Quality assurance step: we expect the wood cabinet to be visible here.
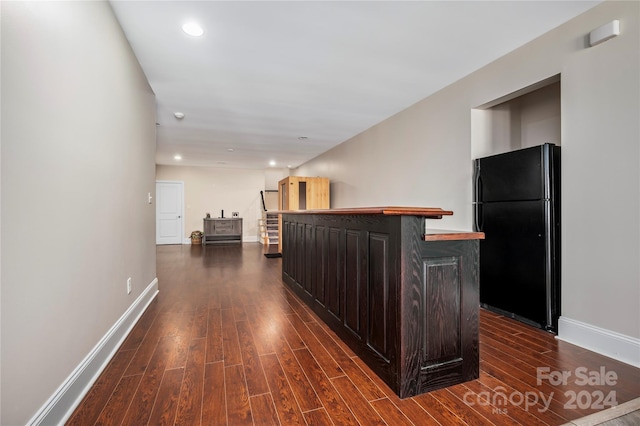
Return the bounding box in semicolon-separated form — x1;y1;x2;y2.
202;218;242;244
281;208;482;398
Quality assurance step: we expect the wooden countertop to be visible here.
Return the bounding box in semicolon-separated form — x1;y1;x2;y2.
277;206;453;219
424;229;485;241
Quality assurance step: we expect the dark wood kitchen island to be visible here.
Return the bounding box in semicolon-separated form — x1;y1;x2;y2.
281;207;484;398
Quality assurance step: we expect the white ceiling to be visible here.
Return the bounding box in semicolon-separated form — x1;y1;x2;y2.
109;0;601;170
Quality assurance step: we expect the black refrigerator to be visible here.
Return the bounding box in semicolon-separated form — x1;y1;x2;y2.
473;143;560;333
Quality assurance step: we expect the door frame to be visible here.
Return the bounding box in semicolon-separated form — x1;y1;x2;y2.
155;180;185;245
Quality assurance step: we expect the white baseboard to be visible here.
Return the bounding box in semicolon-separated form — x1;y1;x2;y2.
27;278;159;426
557;316;640;368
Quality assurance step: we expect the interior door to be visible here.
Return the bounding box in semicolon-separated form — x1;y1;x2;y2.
156;181;184;245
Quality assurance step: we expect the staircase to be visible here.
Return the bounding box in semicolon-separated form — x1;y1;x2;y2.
260;212;279;246
259;190;280;246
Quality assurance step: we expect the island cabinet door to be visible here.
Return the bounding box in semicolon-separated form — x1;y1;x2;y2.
312;225;328;307
282;215;315;301
296;221;314;297
310;224;342;316
412;239;480;394
282;219;297;290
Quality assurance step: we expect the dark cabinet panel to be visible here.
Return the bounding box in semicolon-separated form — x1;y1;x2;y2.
423;256;461;366
327;228;341;319
418;241;479;394
344;230;362;338
368;233;390;361
295;223;305;292
283;221;295;280
304;224;314;296
314;226;327;306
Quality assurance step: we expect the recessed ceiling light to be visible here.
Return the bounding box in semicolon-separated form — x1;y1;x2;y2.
182;22;204;37
298;136;308;140
227;148;234;152
174;154;182;160
174;112;185;119
269;160;276;167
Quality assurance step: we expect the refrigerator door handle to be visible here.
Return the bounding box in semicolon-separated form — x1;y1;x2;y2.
474;167;483;231
544;200;554;329
474;202;483;232
474;162;482;201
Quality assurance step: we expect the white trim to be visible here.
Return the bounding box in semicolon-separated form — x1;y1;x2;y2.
557;316;640;368
27;278;160;426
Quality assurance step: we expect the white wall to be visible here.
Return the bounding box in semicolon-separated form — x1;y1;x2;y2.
156;165;266;242
519;82;561;148
265;168;289;191
297;1;639;342
263;168;288;210
560;3;639;344
1;2;157;424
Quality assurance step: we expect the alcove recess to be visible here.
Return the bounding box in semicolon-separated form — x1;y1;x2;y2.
472;75;561;160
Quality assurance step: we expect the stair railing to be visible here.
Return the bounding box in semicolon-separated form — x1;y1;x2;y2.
260;190;267;212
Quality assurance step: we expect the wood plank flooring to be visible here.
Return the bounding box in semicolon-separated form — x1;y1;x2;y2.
67;243;640;425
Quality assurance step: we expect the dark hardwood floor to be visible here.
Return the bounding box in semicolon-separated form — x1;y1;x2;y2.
67;243;640;425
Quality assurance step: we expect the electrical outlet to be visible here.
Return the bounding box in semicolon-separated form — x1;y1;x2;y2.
127;277;132;294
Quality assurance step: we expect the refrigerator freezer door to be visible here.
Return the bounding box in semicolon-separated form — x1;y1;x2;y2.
476;145;548;202
479;199;550;328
